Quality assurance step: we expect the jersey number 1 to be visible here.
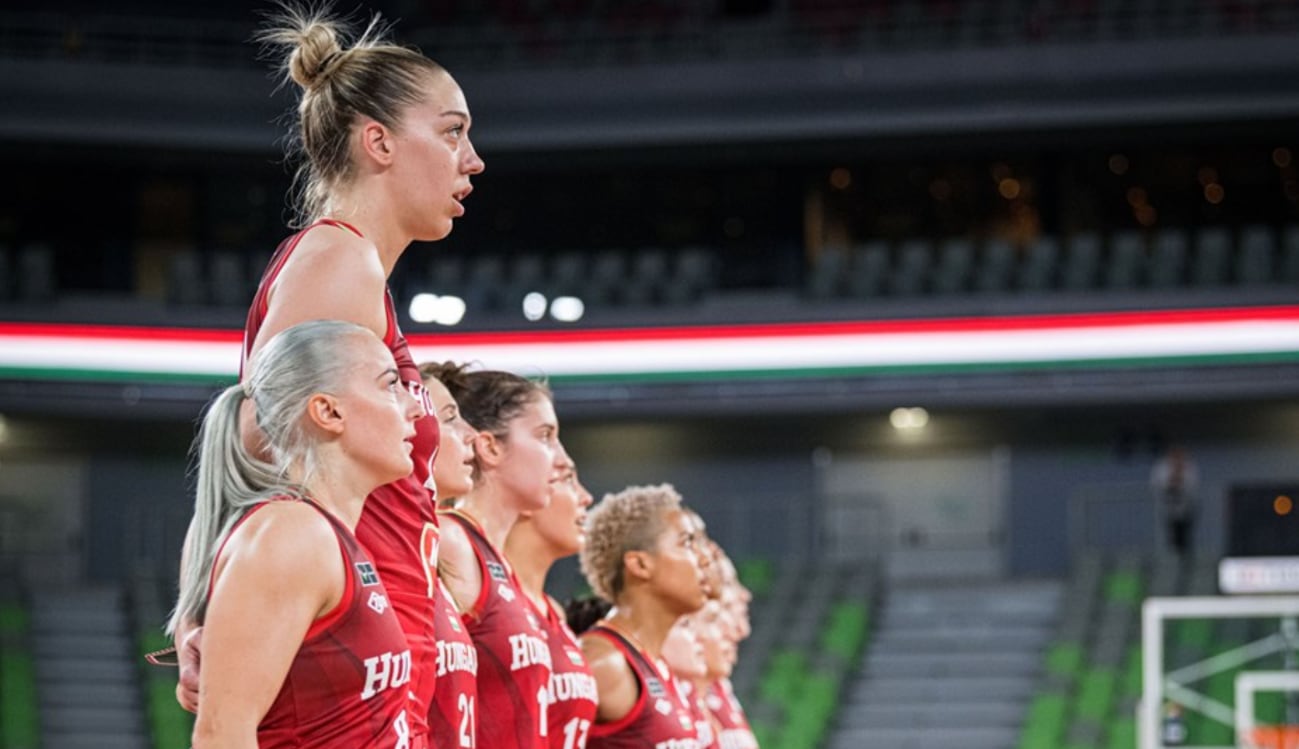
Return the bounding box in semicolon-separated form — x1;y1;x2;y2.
562;717;591;749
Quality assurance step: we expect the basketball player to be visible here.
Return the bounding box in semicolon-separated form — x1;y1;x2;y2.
578;484;709;748
419;363;481;748
173;7;484;744
170;321;421;748
661;614;720;749
697;601;758;749
504;463;600;749
437;369;567;749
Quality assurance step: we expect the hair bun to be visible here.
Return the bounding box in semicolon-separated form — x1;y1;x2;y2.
287;21;344;90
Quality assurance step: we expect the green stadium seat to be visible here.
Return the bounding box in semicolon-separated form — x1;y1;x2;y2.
1103;571;1143;606
1018;692;1069;749
738;558;774;599
1077;668;1117;721
0;601;40;749
1046;641;1085;679
1106;716;1137;749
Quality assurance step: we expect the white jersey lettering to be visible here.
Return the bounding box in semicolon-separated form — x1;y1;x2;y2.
508;633;553;671
548;671;599;703
436;640;479;677
361;649;413;700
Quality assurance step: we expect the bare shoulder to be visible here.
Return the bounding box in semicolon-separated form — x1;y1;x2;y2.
284;224;385;284
580;630;639;722
257;223;389;346
223;501;337;573
211;501;341;615
436;515;482;613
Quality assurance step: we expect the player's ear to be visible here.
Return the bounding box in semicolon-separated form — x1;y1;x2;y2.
306;392;345;435
474;431;504;467
624;550;653;583
357;118;396;167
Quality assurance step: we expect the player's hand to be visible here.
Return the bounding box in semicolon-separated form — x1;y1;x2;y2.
176;626;203;713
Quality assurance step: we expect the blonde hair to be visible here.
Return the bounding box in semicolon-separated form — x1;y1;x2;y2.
258;5;446;226
167;320;376;635
579;484;682;602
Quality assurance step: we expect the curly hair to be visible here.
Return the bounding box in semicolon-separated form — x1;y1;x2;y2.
579;484;682;602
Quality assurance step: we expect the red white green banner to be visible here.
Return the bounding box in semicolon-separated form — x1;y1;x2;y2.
2;306;1298;384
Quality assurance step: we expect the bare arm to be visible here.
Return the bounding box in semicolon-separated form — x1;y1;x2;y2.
580;634;639;724
436;518;484;617
173;520;201;712
191;503;341;749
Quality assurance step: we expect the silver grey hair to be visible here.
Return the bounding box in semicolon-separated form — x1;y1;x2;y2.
167;319;377;635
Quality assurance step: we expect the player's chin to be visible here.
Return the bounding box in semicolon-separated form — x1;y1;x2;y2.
382;457;416;485
415;218;454;243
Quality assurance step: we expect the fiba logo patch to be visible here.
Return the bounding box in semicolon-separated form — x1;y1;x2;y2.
355;561;380;586
486;561;509;582
368;591;389;614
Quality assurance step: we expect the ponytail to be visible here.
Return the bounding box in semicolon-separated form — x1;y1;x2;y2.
168;386;288;635
167;319;373;635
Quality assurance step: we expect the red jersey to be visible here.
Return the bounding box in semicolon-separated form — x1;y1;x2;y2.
242;219;442;741
674;679;718;749
542;599;599;749
443;511;554;749
213;498;412;749
706;680;759;749
428;580;479;748
584;626;700;749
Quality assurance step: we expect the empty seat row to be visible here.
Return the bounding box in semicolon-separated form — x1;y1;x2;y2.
807;225;1299;300
419;246;719;312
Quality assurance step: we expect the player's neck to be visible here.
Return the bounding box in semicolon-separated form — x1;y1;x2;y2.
456;490;519;552
504;528;557;605
300;477;366;531
509;552;550;610
606;599;677;660
320;191;408;278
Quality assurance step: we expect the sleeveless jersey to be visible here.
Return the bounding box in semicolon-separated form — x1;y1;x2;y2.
427;579;479;748
242;219;442;741
541;599;599;749
212;498;412;749
674;679;718;749
443;511;554;749
706;680;759;749
584;626;701;749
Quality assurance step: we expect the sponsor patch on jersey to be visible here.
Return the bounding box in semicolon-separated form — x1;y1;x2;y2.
368;591;389;615
565;647;584;666
486;560;509;582
655;698;673;716
355;561;380;586
497;584;516;602
646;676;667;698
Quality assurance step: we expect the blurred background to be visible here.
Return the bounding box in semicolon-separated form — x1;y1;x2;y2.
1;1;1299;748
